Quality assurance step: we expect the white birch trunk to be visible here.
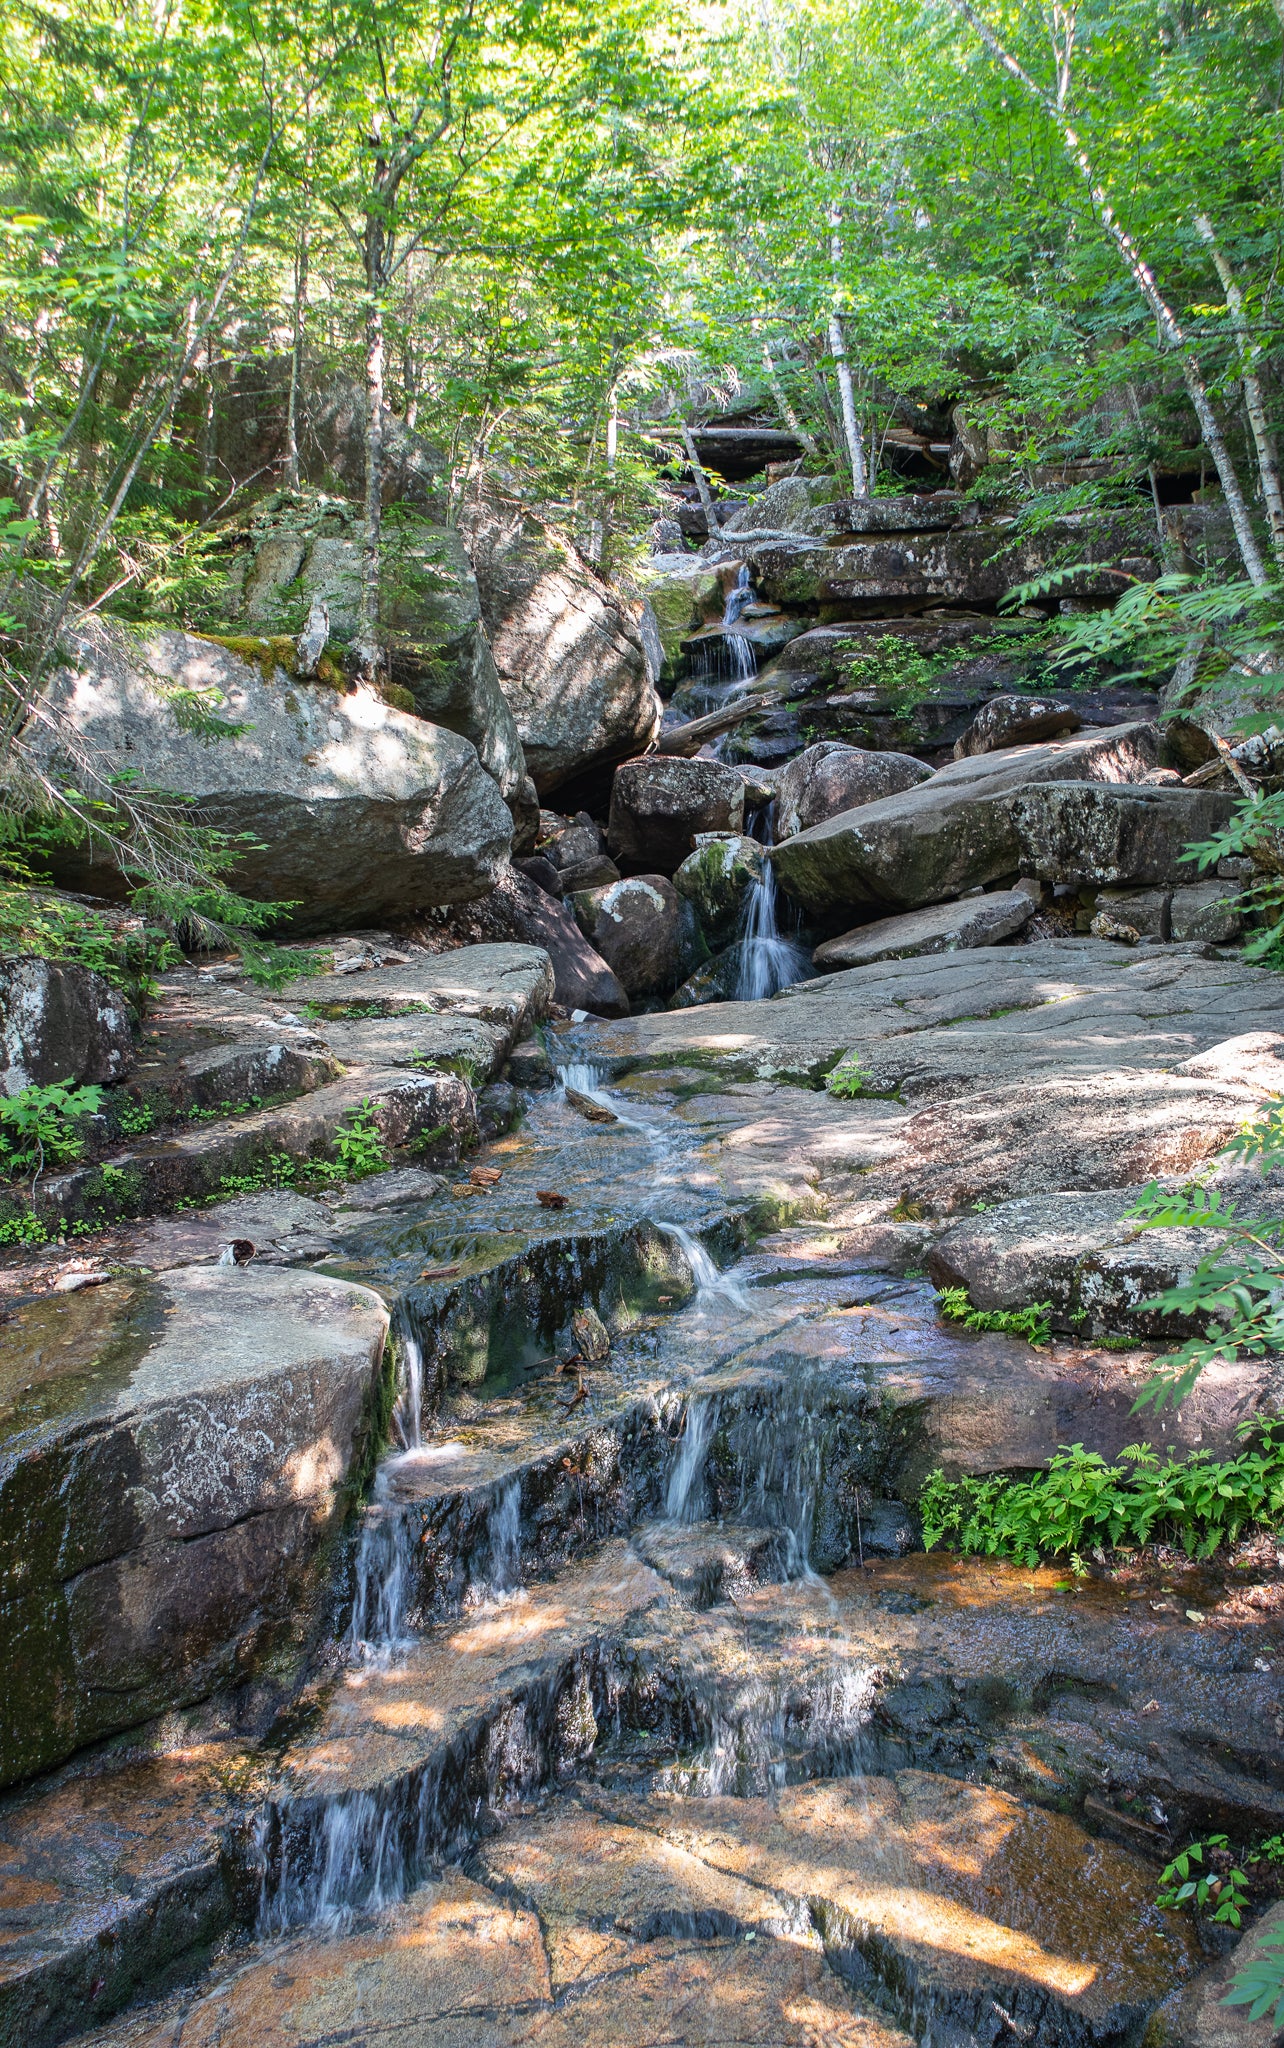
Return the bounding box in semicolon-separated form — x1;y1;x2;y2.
1194;215;1284;576
952;0;1268;586
680;423;721;534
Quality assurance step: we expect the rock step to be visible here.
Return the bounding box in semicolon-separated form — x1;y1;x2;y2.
539;1774;1202;2047
19;1067;476;1233
260;1539;673;1924
76;1864;914;2047
10;1533;1283;2045
0;1265;390;1792
0;1739;259;2048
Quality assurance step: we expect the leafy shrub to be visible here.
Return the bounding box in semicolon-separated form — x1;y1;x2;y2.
1126;1098;1284;1412
919;1423;1284;1567
0;1082;105;1182
936;1285;1052;1345
1158;1836;1249;1927
333;1101;389;1180
1225;1929;1284;2030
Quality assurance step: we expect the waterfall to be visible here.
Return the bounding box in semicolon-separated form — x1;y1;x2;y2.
721;564;758;687
733;809;811;1002
665;1397;714;1522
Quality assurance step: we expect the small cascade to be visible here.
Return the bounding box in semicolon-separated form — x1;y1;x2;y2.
487;1478;522;1597
733;808;811;1002
654;1219;750;1313
720;563;758;687
344;1307;426;1664
664;1397;715;1522
685;565;760;698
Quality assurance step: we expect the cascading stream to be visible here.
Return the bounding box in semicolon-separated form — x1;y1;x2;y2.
733;806;812;1002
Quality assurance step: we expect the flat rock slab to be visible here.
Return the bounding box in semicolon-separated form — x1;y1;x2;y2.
279;941;554;1035
81;1866;907;2048
813;888;1035;969
0;1265;388;1787
596;1772;1200;2041
584;940;1284;1210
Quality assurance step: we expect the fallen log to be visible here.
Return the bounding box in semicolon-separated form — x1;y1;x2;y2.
650;688;782;757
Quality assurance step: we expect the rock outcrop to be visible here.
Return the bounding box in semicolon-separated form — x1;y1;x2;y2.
217;490;526;801
462;504;661;792
771;723;1161;914
0;1265;389;1787
1009;781;1236;889
25;611;513;930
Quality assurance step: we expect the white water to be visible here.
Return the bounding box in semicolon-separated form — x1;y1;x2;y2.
733;809;811;1002
721;563;758;686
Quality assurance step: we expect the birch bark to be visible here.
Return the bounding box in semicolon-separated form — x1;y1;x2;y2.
952;0;1268;585
1194;215;1284;576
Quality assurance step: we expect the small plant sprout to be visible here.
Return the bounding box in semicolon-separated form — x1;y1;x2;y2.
826;1053;874;1098
1157;1836;1249;1928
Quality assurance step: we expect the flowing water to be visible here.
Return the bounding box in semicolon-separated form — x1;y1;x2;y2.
733;807;812;1001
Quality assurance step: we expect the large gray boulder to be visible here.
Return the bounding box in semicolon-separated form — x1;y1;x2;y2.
608;756;746;872
218;491;526;801
774;742;931;840
0;1264;388;1786
572;875;705;999
501;878;629;1017
25;611;513;931
771;724;1161;915
0;956;133;1096
1010;783;1238;890
462;505;661;793
953;693;1081;758
813;890;1036;971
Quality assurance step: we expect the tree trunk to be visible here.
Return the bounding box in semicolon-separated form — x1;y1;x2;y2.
680;422;721;534
284;219;308;490
759;335;821;459
826;213;867;495
828;317;867;496
952;0;1268;586
355;186;388;681
357;276;385;678
1194;214;1284;576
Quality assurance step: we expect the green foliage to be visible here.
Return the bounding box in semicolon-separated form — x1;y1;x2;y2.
1126;1097;1284;1411
0;866;179;1008
114;1098;154;1136
1158;1837;1249;1928
826;1054;873;1098
236;941;327;991
0;1206;50;1245
1224;1933;1284;2030
1034;573;1284;688
0;1080;104;1180
919;1424;1284;1568
333;1100;389;1181
936;1286;1052;1346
